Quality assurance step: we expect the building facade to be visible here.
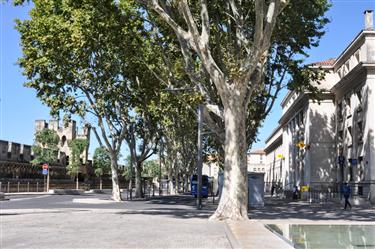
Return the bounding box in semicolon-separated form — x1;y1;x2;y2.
265;10;375;203
264;127;283;190
247;149;266;173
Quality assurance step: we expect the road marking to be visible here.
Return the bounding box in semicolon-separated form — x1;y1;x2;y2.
9;195;51;202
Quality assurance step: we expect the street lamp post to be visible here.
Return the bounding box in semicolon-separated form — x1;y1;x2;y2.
159;147;162;196
196;104;203;210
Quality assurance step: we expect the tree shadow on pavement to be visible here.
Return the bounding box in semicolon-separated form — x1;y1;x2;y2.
116;208;213;219
249;197;375;222
118;194;218;219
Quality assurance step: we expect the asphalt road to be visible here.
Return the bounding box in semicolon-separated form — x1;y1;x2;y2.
1;194;231;248
1;193;216;214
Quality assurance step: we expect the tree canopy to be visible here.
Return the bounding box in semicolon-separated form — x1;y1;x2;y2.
31;128;60;166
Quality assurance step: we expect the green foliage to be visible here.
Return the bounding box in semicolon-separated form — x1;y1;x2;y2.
16;0;140;118
93;147;111;177
142;160;161;178
31;129;59;166
143;0;331;152
67;138;88;176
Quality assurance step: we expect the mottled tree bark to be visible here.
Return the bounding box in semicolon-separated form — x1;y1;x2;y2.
110;156;122;202
210;96;248;220
135;162;143;198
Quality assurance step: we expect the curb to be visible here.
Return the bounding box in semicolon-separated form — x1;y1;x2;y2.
4;192;54;196
224;221;243;249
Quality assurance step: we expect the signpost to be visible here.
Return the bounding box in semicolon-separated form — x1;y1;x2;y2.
42;163;50;192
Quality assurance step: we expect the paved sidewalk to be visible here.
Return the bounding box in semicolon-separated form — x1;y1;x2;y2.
226;221;293;249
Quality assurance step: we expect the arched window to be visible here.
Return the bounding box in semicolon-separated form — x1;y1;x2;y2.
61;136;66;147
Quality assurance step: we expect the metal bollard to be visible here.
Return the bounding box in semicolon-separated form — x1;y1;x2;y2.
36;182;39;192
7;182;10;193
27;182;30;192
0;182;2;192
17;182;20;192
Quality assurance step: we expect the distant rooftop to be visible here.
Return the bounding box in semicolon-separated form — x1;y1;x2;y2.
249;149;265;155
311;58;336;67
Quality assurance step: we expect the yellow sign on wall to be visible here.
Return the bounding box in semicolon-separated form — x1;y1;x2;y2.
277;154;284;159
300;186;309;192
296;141;306;149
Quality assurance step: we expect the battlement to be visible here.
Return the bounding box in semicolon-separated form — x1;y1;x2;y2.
34;119;90;164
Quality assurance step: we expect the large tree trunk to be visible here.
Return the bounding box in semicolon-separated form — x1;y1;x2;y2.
184;174;189;193
135;162;143;198
174;169;179;194
168;164;176;195
110;156;122;202
210;98;248;221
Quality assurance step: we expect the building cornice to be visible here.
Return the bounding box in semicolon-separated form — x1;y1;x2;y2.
265;125;283;144
264;133;282;154
280;90;294;107
333;30;375;69
278;93;309;126
331;62;374;94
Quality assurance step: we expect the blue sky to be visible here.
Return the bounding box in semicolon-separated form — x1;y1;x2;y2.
1;0;375;159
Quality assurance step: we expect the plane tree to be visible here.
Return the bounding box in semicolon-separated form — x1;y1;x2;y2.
31;128;60;166
137;0;330;220
67;138;89;189
16;0;150;201
92;146;111;190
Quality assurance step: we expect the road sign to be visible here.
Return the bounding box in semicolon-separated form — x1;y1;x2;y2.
42;169;48;175
42;164;49;170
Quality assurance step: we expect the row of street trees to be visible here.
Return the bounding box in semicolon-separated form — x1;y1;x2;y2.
14;0;330;220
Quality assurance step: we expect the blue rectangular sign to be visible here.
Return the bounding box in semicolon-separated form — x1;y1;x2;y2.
42;169;48;175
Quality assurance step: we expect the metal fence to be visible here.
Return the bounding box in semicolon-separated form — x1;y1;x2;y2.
265;181;374;203
0;181;45;193
296;182;374;203
0;180;158;197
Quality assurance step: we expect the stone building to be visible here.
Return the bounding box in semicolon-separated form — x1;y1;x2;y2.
35;119;91;166
247;149;266;173
0;139;69;184
264;127;283;190
265;10;375;203
0;119;92;190
330;10;375;202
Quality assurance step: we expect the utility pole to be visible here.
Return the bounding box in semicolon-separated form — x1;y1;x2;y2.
197;104;203;210
159;145;162;196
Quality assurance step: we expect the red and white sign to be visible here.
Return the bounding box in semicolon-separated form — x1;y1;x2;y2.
42;163;49;170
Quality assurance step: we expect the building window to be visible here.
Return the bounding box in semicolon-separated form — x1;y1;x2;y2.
345;96;352;118
345;61;350;73
61;136;66;147
354;50;360;63
338;102;343;121
358;121;363;143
